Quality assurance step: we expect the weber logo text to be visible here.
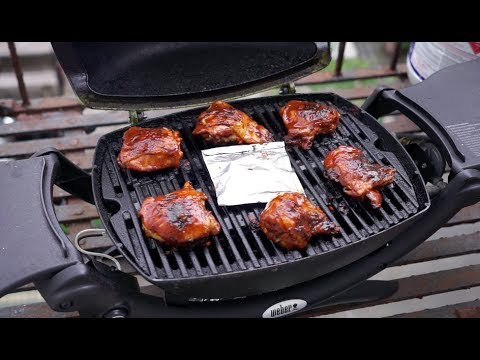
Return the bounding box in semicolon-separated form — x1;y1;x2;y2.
262;299;307;318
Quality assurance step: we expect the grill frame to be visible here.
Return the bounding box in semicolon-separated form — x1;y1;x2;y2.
92;93;430;299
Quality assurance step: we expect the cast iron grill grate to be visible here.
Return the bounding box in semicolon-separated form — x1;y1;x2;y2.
99;94;424;281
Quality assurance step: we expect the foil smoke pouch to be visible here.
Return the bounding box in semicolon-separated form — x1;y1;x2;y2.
201;142;305;206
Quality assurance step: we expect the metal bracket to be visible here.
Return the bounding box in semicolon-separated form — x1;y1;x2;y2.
129;110;147;125
280;82;296;95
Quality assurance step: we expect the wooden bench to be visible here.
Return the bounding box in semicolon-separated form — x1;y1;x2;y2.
1;85;480;318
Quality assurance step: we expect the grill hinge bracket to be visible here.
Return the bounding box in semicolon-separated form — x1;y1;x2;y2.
280;82;296;95
129;110;147;125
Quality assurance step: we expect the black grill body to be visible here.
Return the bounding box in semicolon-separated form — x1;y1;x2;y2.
92;93;429;299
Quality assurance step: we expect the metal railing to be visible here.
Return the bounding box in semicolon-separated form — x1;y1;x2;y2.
3;42;407;115
7;42;30;107
298;42;407;85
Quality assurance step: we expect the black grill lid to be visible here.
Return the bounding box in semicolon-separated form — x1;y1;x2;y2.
51;42;330;110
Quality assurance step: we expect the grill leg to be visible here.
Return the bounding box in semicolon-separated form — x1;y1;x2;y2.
309;279;399;310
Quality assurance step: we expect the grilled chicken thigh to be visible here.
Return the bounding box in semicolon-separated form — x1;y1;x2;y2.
193;100;274;145
259;192;339;250
139;182;221;247
324;145;396;208
117;126;183;172
279;100;340;150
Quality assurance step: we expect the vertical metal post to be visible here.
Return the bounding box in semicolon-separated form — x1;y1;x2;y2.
389;42;402;71
55;60;66;96
129;110;139;125
129;110;146;125
7;42;30;107
334;42;346;77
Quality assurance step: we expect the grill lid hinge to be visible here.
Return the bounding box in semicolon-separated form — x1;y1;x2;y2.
129;110;147;125
280;82;296;95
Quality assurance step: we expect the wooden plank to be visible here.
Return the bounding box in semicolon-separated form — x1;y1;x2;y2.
55;203;98;222
0;97;83;116
65;151;94;170
393;232;480;266
388;300;480;318
0;133;102;158
66;174;94;234
455;305;480;318
0;302;77;318
63;128;98;239
0;111;128;137
296;64;407;85
325;82;408;101
447;203;480;226
68;221;94;237
303;264;480;317
381;114;420;134
55;129;96;225
53;186;72;200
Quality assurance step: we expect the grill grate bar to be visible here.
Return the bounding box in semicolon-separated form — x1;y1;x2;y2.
161;180;192;277
172;251;190;277
227;210;261;267
295;147;373;236
177;144;233;273
340;112;420;209
307;144;385;232
341;111;416;192
268;101;419;229
107;149;157;277
273;101;412;221
315;99;417;217
323;126;402;225
316;139;399;225
154;246;175;278
180;130;247;270
346;144;409;218
255;106;360;243
188;252;204;275
252;207;288;262
202;247;218;274
239;208;275;265
336;132;411;218
132;179;175;278
176;160;220;275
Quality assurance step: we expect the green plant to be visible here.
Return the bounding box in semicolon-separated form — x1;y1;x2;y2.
60;223;70;235
91;218;103;228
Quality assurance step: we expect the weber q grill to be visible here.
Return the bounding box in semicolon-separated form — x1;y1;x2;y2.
1;42;480;318
95;94;428;298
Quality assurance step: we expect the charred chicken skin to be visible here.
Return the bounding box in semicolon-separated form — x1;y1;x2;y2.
259;192;339;250
139;182;221;247
324;145;396;209
117;126;183;172
193;100;274;145
279;100;340;150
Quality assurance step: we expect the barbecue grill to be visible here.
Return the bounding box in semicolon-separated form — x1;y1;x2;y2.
1;42;480;318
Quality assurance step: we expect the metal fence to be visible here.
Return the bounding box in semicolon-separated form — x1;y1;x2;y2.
3;42;407;115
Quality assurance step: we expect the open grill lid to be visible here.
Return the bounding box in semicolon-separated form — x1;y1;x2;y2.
51;42;330;111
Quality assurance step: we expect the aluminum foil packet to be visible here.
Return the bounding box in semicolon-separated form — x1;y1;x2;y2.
201;142;305;206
